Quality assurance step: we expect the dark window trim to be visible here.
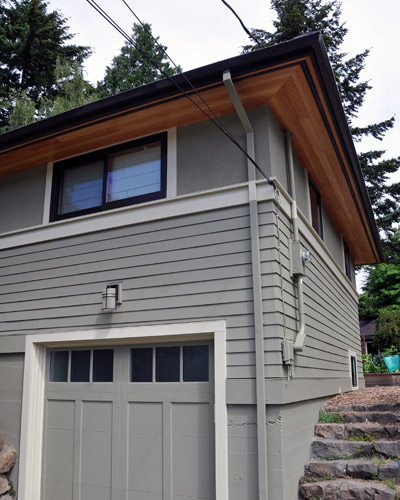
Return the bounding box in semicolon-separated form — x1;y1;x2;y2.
350;354;357;387
344;240;352;281
50;132;167;222
309;176;324;240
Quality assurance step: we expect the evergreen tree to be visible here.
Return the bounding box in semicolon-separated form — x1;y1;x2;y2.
242;0;400;248
0;0;91;128
97;23;180;98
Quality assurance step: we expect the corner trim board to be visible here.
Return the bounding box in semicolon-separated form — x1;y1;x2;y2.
18;320;228;500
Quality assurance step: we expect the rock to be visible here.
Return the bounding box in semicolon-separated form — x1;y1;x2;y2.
0;433;3;451
0;474;10;496
346;459;377;479
0;442;16;474
337;480;396;500
311;439;373;459
0;496;16;500
378;462;400;480
374;440;400;457
305;459;346;479
315;423;345;440
300;479;333;499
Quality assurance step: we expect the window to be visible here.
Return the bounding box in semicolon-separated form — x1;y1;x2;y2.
49;349;114;382
130;345;209;383
350;354;357;387
344;240;352;281
50;133;167;221
309;177;323;239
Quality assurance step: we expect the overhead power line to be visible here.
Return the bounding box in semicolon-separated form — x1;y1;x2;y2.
85;0;274;187
220;0;263;48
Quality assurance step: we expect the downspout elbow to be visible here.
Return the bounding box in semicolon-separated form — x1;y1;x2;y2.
293;275;306;352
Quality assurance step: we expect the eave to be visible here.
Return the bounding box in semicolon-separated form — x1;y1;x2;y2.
0;33;382;265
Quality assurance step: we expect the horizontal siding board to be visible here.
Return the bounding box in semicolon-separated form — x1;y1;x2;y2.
0;240;252;285
0;264;253;299
0;227;251;277
0;205;250;260
0;252;252;294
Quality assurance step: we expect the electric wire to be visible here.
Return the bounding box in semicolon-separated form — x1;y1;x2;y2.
85;0;275;187
220;0;263;49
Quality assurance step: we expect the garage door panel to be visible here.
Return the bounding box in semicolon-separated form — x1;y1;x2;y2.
45;428;74;481
81;402;113;489
128;402;163;496
46;399;75;430
172;403;214;500
80;483;111;500
172;402;212;437
172;435;212;498
43;478;73;500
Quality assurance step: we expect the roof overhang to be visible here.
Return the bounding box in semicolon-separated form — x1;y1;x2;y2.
0;33;382;265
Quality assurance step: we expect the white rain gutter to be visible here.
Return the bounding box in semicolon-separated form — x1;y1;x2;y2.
223;70;269;500
285;132;307;352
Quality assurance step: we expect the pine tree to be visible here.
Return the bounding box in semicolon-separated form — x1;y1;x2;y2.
242;0;400;248
0;0;91;129
97;23;180;98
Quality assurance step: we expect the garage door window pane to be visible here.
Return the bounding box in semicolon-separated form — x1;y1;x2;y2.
131;348;153;382
71;350;90;382
93;349;114;382
183;345;209;382
156;347;180;382
49;351;69;382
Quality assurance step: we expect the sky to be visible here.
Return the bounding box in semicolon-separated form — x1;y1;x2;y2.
45;0;399;171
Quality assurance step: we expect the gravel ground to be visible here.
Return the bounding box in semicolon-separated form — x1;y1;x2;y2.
326;386;400;407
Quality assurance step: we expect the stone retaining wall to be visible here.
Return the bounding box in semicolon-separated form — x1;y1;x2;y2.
0;432;17;499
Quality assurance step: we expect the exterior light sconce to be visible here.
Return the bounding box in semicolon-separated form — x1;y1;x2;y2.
102;283;122;312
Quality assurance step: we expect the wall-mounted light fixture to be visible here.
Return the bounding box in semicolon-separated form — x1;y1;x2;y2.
102;283;122;312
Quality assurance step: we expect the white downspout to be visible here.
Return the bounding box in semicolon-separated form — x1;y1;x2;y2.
223;70;269;500
285;132;308;352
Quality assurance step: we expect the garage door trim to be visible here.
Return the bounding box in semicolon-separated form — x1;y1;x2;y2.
18;320;227;500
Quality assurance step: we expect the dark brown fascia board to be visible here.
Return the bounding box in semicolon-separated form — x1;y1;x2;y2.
0;32;383;260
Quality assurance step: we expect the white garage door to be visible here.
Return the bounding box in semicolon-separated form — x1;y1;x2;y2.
42;342;215;500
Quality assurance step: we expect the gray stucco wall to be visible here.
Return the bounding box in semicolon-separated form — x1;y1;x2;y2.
177;107;273;194
0;165;46;233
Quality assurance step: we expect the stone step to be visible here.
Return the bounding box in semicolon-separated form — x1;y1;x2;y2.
305;458;400;481
326;403;400;413
300;478;397;500
315;422;400;441
311;438;400;459
342;411;400;424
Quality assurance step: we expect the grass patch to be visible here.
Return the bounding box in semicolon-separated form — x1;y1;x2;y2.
347;434;376;443
318;410;343;423
372;456;386;467
383;478;397;490
320;473;333;481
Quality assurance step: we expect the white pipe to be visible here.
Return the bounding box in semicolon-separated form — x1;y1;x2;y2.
223;70;269;500
285;132;307;353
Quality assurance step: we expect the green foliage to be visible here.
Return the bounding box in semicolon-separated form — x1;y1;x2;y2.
0;0;91;129
97;22;180;98
318;410;342;423
374;311;400;352
362;353;388;373
382;478;397;490
359;264;400;320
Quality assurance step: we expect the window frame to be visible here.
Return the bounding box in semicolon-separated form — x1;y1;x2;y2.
309;176;324;240
343;240;352;281
50;132;167;221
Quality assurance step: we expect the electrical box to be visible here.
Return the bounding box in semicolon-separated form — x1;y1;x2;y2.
282;339;294;365
290;240;311;277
